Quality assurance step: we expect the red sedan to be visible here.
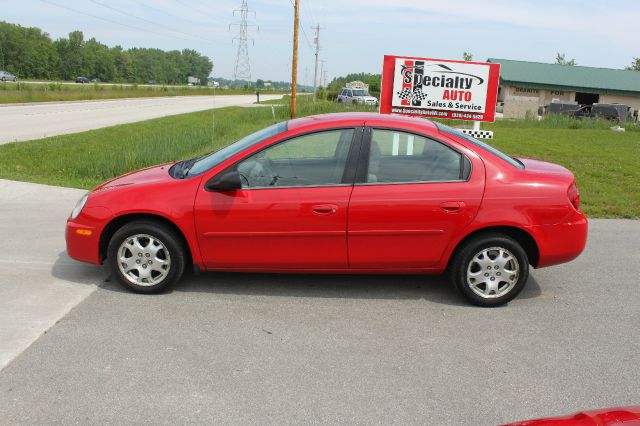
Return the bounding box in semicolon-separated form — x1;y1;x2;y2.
66;112;587;306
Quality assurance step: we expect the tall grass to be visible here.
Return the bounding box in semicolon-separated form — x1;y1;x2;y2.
0;99;637;217
0;99;374;188
0;81;287;104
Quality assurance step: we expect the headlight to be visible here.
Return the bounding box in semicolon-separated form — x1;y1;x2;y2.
70;193;89;220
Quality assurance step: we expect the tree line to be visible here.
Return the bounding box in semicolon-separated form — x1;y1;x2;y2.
0;21;213;84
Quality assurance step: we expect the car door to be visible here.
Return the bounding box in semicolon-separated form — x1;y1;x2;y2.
194;127;362;270
347;127;485;269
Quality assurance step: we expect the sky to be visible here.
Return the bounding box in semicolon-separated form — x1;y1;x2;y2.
3;0;639;83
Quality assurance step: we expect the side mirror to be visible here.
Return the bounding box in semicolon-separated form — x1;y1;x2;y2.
205;171;242;192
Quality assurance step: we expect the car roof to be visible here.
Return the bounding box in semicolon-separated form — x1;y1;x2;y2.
287;112;438;132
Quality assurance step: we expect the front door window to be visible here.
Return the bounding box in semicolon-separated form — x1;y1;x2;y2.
237;129;355;188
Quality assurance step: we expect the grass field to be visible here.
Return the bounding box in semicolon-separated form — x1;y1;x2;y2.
0;98;638;218
0;81;287;104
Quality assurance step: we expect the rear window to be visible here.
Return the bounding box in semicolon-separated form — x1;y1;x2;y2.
435;123;524;169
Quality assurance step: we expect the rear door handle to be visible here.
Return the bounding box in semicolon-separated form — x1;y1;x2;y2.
312;204;338;216
440;201;466;213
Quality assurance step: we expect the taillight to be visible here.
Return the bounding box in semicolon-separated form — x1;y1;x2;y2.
568;182;580;210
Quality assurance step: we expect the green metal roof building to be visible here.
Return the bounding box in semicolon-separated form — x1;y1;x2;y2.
487;58;640;119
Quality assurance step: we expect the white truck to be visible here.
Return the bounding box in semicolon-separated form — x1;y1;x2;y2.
336;81;378;106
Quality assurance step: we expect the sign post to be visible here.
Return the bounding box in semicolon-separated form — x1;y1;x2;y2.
379;55;500;138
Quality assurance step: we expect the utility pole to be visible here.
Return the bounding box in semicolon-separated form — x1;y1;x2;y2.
290;0;299;118
320;60;327;87
323;69;328;88
230;0;257;83
311;24;323;101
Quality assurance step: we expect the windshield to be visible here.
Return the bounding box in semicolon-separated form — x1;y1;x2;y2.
351;89;369;96
435;122;524;169
186;121;288;176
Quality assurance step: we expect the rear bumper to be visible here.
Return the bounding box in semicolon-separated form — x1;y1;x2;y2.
530;212;588;268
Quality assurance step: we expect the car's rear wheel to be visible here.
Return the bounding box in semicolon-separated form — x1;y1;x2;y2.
450;235;529;307
107;221;185;293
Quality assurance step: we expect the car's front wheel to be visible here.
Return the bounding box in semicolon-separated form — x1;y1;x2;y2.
450;235;529;307
107;221;186;293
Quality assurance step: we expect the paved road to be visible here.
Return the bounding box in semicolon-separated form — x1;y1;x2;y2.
0;180;105;370
0;94;282;144
0;180;638;425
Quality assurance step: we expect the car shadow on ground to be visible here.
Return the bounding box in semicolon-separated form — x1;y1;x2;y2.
53;252;542;307
50;251;108;285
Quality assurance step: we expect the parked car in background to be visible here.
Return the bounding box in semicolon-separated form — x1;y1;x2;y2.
337;87;379;106
0;70;17;82
75;76;90;84
567;104;626;122
66;112;587;307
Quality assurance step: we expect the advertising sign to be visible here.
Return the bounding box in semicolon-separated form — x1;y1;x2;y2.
379;55;501;122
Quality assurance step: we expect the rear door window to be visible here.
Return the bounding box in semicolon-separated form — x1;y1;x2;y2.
365;129;465;184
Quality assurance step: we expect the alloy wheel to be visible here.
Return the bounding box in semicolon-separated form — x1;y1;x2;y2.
466;246;519;299
117;234;171;286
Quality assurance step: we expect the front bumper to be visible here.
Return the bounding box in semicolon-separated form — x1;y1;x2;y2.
65;206;113;265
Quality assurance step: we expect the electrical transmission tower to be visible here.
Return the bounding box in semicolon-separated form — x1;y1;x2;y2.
230;0;257;82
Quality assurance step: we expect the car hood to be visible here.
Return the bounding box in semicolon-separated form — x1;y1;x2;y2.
92;162;175;192
516;157;574;179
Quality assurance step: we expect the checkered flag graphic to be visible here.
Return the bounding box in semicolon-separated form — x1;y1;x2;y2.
397;87;428;103
397;87;412;100
411;88;427;102
461;129;494;140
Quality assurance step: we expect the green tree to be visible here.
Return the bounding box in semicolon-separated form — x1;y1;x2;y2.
463;52;473;61
625;57;640;71
56;31;86;79
0;21;213;83
0;21;60;79
555;53;576;66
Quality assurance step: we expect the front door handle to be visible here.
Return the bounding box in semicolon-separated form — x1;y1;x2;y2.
440;201;466;213
312;204;338;216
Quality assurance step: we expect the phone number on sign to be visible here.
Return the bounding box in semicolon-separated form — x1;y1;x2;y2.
451;112;484;120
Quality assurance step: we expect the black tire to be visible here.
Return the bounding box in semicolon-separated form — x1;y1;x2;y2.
1;77;5;82
107;220;186;294
449;234;529;307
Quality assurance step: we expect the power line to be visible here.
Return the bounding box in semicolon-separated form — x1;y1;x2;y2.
87;0;209;42
173;0;229;24
39;0;196;43
133;0;227;27
301;0;320;34
288;0;312;48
